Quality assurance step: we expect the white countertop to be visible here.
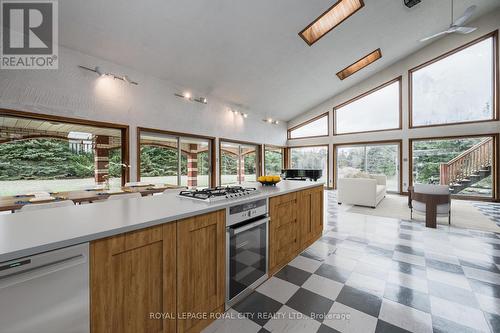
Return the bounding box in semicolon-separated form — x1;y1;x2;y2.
0;181;323;262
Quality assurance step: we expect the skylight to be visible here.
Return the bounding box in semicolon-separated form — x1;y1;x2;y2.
299;0;365;46
336;48;382;80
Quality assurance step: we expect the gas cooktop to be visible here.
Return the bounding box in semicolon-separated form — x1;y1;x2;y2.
179;186;259;202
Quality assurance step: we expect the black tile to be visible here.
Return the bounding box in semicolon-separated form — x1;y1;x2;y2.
335;285;382;318
383;283;430;313
391;261;427;279
469;278;500;298
317;324;341;333
432;315;483;333
484;311;500;333
427;280;478;308
286;288;334;323
257;328;271;333
394;244;424;257
232;291;282;326
470;230;498;239
425;258;464;274
459;258;500;273
275;265;312;286
315;263;352;283
375;320;412;333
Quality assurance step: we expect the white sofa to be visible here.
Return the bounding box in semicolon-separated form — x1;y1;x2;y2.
337;174;387;208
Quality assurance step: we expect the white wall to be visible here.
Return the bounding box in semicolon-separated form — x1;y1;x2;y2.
0;47;288;182
287;9;500;191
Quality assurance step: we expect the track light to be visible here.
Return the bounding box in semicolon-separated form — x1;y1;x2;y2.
78;65;139;85
263;118;280;125
228;108;249;118
174;92;208;104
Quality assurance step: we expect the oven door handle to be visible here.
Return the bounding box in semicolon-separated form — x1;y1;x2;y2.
233;217;269;235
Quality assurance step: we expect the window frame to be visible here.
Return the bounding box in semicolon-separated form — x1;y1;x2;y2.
0;108;130;186
408;133;499;201
408;30;499;129
263;145;285;176
333;139;403;193
137;127;216;187
333;76;402;135
287;112;330;140
219;138;262;185
287;144;330;187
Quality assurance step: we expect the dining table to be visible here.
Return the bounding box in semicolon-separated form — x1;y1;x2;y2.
0;184;184;213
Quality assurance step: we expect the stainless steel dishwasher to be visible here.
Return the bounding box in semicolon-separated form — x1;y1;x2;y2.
0;243;89;333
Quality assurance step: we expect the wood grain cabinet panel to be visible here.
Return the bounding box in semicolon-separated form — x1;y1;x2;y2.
90;224;177;333
176;209;226;333
298;186;324;250
269;192;299;275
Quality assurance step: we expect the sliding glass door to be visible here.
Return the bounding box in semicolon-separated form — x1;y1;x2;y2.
139;130;212;188
289;146;328;185
220;141;259;185
336;142;400;192
411;136;494;198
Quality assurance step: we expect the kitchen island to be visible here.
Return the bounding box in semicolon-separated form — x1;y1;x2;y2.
0;180;324;333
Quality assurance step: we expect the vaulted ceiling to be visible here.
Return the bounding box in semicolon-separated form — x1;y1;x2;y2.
59;0;500;121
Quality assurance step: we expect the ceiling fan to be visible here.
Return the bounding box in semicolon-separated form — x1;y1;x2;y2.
420;0;477;42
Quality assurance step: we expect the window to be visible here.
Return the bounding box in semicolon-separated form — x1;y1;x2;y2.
410;33;497;127
335;142;400;192
0;113;128;196
288;113;329;139
411;136;495;198
334;77;401;134
220;141;259;185
264;146;284;175
290;146;328;185
138;129;213;189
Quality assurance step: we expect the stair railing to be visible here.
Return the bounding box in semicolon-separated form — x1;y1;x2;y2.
439;138;493;186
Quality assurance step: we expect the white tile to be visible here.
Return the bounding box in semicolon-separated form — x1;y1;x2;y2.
379;299;432;333
358;254;392;269
423;251;460;265
354;262;388;280
202;309;261;333
345;272;386;297
302;274;344;301
430;296;490;332
463;266;500;285
334;247;366;260
476;294;500;316
393;251;426;267
323;301;377;333
324;253;357;271
426;268;471;291
256;277;299;304
288;255;322;273
387;270;428;293
263;305;321;333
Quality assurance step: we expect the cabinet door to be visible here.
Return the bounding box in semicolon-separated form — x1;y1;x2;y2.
298;186;324;249
269;192;299;275
177;210;226;333
91;224;176;333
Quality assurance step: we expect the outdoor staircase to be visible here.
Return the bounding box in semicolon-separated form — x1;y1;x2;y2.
439;138;493;194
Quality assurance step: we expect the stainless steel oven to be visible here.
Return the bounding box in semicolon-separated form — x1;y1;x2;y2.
226;198;268;309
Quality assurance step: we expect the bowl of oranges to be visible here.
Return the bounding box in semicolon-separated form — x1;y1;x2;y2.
258;175;281;186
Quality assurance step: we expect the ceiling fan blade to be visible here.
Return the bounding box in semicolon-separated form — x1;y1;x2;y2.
454;26;477;34
453;5;477;27
420;30;452;42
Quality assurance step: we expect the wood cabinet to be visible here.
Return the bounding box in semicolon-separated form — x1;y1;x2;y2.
269;186;323;275
269;192;299;275
90;224;176;333
176;209;226;333
298;186;324;249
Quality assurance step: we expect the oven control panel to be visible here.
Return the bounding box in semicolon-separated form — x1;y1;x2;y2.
227;198;268;226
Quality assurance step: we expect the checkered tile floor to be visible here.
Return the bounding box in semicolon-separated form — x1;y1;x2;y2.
473;202;500;228
203;190;500;333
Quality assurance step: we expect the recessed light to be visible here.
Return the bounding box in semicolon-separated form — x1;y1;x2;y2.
336;48;382;80
184;92;191;99
299;0;365;46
